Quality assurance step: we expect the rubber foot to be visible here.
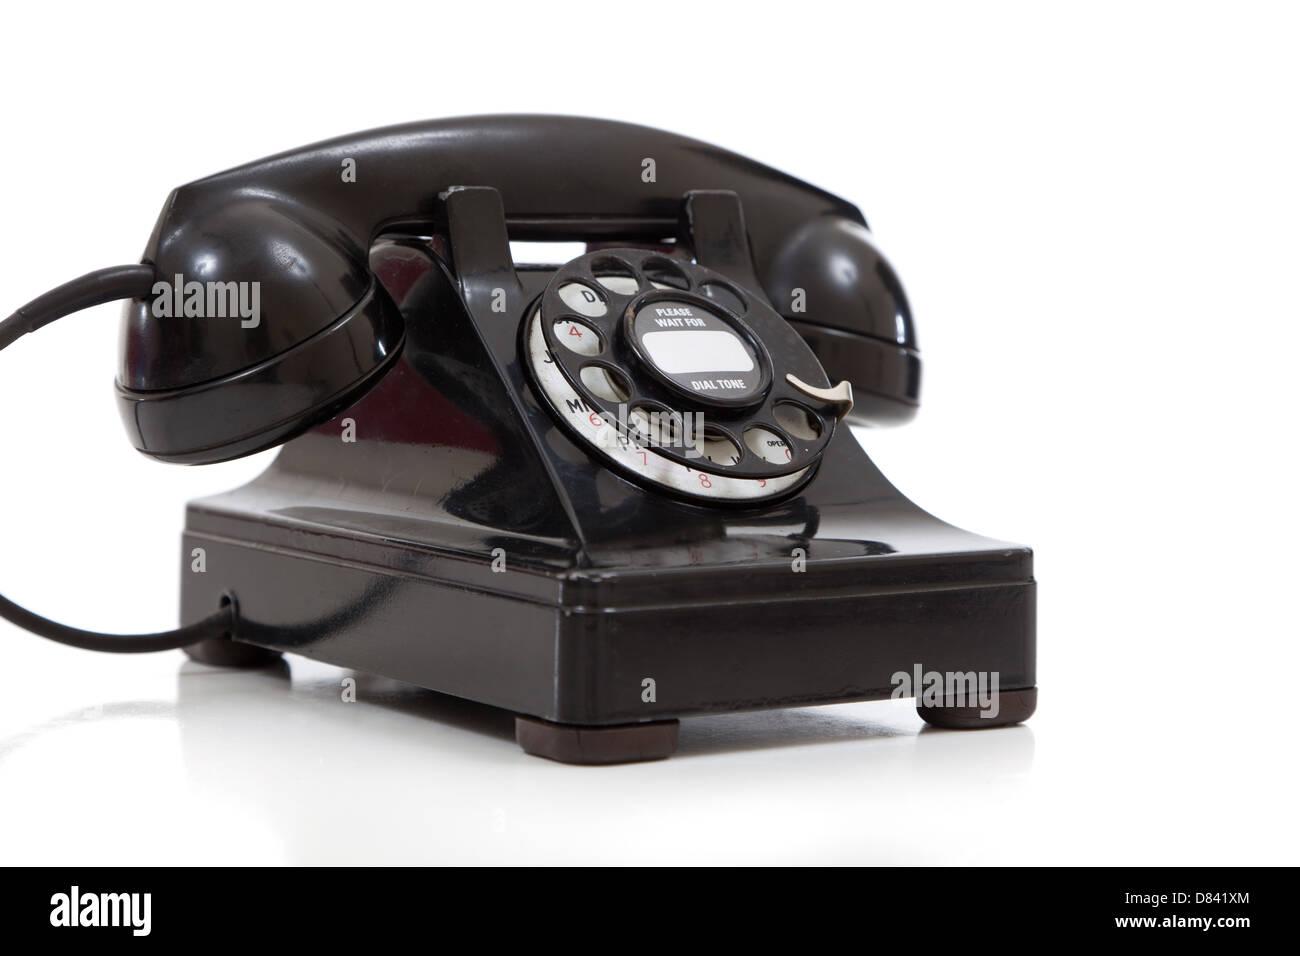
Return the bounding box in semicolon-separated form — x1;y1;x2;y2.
916;686;1037;729
515;715;679;764
183;634;284;668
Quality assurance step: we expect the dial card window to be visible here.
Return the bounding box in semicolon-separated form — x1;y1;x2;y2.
640;330;755;375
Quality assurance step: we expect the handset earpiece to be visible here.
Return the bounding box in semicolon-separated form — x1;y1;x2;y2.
116;197;405;464
767;217;921;426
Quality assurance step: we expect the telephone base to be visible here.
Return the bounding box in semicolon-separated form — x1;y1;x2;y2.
175;276;1035;763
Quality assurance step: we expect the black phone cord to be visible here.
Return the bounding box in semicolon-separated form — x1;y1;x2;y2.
0;266;236;652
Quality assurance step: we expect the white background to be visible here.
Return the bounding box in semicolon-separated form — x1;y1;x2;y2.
1;1;1296;865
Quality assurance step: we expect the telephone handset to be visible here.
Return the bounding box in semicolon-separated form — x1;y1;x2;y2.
1;117;1031;762
112;115;915;466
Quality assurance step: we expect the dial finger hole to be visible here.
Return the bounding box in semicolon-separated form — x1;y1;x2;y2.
700;280;746;314
590;257;641;295
628;405;684;448
745;426;794;464
696;428;741;467
554;318;602;356
642;257;690;290
596;275;639;295
580;365;630;403
774;402;823;441
558;282;607;317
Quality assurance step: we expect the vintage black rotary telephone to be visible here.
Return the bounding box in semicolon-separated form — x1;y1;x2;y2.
1;116;1035;762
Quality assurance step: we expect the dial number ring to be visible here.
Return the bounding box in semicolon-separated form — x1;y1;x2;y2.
531;248;838;496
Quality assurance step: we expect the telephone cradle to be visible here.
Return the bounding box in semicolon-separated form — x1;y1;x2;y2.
116;117;1036;764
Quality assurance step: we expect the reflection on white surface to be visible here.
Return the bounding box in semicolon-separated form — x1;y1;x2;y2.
0;646;1293;865
0;654;1036;865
